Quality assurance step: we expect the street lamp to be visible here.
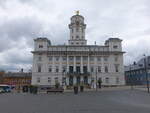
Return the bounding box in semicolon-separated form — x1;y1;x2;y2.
143;54;149;93
129;64;134;90
95;67;98;91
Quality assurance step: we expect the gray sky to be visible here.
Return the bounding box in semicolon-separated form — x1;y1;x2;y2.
0;0;150;72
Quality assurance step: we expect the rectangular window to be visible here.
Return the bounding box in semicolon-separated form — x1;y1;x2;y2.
69;56;73;61
39;45;43;48
37;77;40;83
76;66;80;73
97;57;101;61
38;56;42;61
115;65;119;72
116;77;119;84
104;57;108;62
90;57;94;61
55;56;59;61
62;66;66;73
62;56;66;61
114;57;118;62
56;66;59;73
83;66;88;73
49;56;53;61
105;77;109;83
38;65;41;72
91;66;94;73
83;56;88;61
98;66;101;73
48;77;51;83
49;66;52;72
76;56;81;61
69;66;73;73
105;66;108;73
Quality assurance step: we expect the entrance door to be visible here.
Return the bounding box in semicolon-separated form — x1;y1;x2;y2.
84;76;88;85
69;76;73;86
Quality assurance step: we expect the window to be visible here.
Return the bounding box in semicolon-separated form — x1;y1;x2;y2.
115;65;119;72
83;66;88;73
105;77;109;83
62;66;66;73
37;77;40;83
98;66;101;73
76;36;79;38
39;45;43;48
56;66;59;73
76;56;81;61
76;66;80;73
38;56;42;61
113;45;118;49
105;66;108;73
55;56;59;61
69;66;74;73
69;56;73;61
49;57;53;61
76;42;79;45
82;36;84;39
48;77;51;83
76;28;79;32
90;57;94;61
72;29;73;33
55;77;58;84
104;57;108;61
83;56;88;61
116;77;119;84
114;57;118;62
62;56;66;61
91;66;94;73
97;57;101;61
49;66;52;72
38;65;41;72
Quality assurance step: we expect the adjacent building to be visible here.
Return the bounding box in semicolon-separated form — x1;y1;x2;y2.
3;72;31;86
125;56;150;85
32;12;125;87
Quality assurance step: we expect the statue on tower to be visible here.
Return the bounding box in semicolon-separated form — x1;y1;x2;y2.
76;10;79;15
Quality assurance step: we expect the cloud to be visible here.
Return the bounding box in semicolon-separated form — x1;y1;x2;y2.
0;0;150;71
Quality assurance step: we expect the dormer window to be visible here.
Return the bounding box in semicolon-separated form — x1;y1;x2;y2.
39;45;43;48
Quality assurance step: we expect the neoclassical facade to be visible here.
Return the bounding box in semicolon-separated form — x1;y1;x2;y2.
31;12;125;87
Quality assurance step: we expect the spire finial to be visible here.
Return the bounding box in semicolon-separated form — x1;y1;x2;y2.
76;10;79;15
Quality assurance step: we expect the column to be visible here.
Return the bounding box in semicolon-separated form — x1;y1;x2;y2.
59;56;62;74
88;55;90;72
52;56;55;73
73;56;76;72
66;77;69;85
81;56;83;73
81;76;84;83
88;76;91;84
67;55;69;73
73;76;76;85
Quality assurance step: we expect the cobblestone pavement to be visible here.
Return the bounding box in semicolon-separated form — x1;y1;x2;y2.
0;89;150;113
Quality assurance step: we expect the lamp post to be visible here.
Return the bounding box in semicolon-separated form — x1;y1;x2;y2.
95;68;98;91
143;54;149;93
129;64;134;90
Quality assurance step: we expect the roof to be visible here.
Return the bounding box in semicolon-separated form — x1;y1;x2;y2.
4;72;32;77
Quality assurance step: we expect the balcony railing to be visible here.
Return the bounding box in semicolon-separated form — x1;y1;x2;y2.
66;72;90;76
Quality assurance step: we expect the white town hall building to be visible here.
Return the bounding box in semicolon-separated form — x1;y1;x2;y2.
31;12;125;88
